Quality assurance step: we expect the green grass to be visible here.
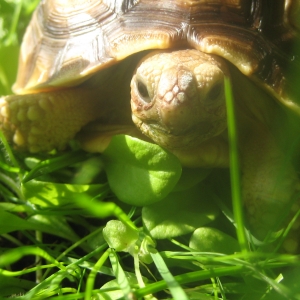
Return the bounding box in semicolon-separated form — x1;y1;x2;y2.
0;1;300;299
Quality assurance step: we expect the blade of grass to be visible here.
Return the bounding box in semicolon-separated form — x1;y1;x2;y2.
22;150;91;183
75;196;138;230
224;76;248;254
149;246;189;300
0;246;66;271
4;0;22;46
0;131;20;169
84;248;110;300
109;249;136;300
135;265;245;298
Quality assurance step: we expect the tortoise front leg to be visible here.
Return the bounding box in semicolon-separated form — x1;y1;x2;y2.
0;87;107;153
240;120;300;251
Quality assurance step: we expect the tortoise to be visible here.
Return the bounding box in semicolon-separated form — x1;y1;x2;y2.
0;0;300;244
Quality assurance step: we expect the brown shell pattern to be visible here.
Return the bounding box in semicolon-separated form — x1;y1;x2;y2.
14;0;299;112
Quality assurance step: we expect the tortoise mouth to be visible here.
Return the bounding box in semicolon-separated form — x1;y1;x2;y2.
132;114;227;150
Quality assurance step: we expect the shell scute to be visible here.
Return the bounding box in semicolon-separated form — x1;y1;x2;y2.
13;0;299;114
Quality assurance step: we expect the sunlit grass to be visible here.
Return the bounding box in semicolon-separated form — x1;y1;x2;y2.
0;1;300;299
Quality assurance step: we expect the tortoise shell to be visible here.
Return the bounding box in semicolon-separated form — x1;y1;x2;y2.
1;0;299;246
14;0;299;113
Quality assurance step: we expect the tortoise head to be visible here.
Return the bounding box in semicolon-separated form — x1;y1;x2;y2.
131;49;229;150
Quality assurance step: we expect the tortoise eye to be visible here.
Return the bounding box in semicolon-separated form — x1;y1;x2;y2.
137;80;151;103
207;82;223;101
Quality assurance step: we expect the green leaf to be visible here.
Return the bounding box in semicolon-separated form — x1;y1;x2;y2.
189;227;240;254
173;167;212;191
97;279;135;300
103;220;139;252
142;183;220;239
103;135;182;206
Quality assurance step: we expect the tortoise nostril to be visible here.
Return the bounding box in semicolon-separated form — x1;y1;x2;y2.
137;80;151;103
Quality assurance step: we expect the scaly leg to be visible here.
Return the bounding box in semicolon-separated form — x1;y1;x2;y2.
240;120;300;251
0;87;111;152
